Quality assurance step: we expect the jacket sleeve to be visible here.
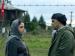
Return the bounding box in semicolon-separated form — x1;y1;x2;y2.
7;39;17;56
56;30;74;56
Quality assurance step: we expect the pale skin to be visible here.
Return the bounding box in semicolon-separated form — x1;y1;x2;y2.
51;19;64;30
18;22;25;33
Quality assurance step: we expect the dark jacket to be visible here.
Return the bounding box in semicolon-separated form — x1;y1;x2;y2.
48;26;74;56
5;19;30;56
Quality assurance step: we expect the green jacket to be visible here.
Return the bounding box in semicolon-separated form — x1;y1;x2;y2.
48;26;74;56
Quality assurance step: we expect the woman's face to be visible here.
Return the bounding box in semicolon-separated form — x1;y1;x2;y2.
18;22;25;33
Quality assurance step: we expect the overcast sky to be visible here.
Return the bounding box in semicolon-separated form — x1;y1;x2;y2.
11;0;75;26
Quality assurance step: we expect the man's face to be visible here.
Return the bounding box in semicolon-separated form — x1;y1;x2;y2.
51;19;60;30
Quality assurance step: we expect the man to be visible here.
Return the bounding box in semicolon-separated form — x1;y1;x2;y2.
48;13;74;56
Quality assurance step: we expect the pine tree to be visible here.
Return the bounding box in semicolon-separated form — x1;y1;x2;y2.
30;16;38;31
23;12;31;32
39;15;46;29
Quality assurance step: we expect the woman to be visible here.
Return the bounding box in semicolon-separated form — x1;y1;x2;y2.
5;19;30;56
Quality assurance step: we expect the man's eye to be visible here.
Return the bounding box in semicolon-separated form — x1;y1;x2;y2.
52;20;54;22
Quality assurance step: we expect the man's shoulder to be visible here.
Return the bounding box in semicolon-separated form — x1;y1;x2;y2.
59;26;73;33
57;26;74;37
60;26;74;37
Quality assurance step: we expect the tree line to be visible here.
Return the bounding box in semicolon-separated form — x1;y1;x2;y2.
23;12;46;33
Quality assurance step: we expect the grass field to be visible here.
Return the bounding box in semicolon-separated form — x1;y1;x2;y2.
0;35;6;56
0;33;52;56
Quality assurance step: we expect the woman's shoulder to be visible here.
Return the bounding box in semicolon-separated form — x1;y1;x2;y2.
7;36;20;44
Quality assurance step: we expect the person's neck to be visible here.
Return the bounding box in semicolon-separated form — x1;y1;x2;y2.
58;24;64;30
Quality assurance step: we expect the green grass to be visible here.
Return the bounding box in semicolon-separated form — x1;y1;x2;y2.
23;34;52;56
0;33;52;56
0;35;6;56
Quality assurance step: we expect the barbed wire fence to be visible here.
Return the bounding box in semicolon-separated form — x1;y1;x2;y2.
11;4;75;26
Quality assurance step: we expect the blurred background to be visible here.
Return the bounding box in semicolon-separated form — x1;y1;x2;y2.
0;0;75;56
